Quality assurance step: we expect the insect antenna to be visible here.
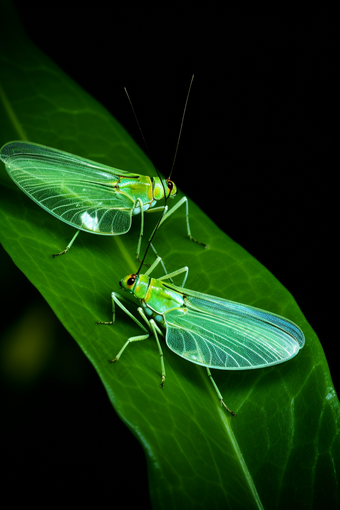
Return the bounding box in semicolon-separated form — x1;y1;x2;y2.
136;203;168;274
125;76;195;274
124;88;161;180
168;74;194;181
124;87;170;274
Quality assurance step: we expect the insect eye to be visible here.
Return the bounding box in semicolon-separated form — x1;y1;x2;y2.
167;180;173;192
127;275;136;286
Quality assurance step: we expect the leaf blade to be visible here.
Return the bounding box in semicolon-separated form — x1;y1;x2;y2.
1;4;339;509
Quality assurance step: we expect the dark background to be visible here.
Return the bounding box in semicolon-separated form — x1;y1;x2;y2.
2;1;335;507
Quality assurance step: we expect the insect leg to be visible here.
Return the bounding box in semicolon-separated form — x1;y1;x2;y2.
157;265;189;288
144;256;189;287
144;256;163;276
135;307;165;386
149;243;169;278
109;333;150;363
137;307;164;338
96;292;148;333
143;205;169;274
206;368;237;417
149;319;166;387
52;230;80;258
155;196;207;248
96;292;151;362
145;205;168;214
135;198;151;267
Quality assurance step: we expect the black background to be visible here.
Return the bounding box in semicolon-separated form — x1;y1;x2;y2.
2;2;336;507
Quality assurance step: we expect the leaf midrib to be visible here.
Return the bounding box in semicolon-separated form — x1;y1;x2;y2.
199;366;265;510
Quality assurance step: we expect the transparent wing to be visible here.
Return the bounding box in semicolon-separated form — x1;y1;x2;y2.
164;295;304;370
0;141;139;234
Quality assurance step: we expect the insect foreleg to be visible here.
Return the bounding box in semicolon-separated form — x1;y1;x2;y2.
96;292;151;362
206;368;237;417
155;196;207;248
52;229;80;258
96;292;148;333
112;292;149;332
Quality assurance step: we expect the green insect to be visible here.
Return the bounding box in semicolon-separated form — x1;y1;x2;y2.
0;77;204;260
99;256;305;416
0;140;199;259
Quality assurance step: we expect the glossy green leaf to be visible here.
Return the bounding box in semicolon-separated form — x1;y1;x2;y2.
1;3;339;509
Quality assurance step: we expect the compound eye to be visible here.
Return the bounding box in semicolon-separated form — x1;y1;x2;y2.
167;180;174;193
127;275;136;286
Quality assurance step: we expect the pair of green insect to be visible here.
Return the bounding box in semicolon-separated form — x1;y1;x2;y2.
0;98;305;417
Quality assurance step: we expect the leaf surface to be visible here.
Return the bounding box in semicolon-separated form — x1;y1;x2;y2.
1;3;339;508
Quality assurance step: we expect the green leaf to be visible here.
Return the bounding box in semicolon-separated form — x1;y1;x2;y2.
1;3;339;508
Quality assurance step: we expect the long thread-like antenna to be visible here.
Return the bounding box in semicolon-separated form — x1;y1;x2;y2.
124;87;169;274
168;74;194;180
125;77;195;274
124;88;160;181
136;202;167;274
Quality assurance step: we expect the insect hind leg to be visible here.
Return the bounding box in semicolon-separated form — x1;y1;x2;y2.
52;230;80;258
206;368;237;417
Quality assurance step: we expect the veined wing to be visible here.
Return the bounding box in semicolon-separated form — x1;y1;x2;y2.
0;141;141;234
164;294;304;370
